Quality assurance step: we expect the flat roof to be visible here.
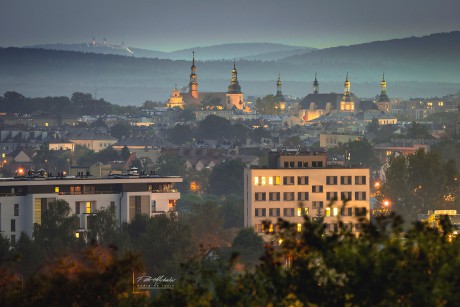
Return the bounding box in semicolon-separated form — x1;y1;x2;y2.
0;176;183;186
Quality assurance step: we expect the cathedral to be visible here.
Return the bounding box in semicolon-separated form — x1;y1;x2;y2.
167;52;245;110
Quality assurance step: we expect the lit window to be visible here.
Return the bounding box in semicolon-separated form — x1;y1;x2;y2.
333;207;338;216
274;176;280;185
297;223;302;232
268;177;273;185
261;177;266;185
45;122;49;127
326;207;331;217
304;208;309;216
269;224;274;233
54;186;60;193
438;102;443;106
386;151;392;156
254;177;259;185
297;208;302;217
85;202;91;214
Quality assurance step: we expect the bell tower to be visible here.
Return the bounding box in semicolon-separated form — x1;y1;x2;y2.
313;73;319;94
340;73;355;112
189;51;199;99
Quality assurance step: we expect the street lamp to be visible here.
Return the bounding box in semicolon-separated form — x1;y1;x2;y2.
383;199;391;207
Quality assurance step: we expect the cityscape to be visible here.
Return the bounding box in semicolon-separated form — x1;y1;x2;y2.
1;0;460;305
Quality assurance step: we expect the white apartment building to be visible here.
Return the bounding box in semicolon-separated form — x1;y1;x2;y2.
0;173;182;243
244;149;370;238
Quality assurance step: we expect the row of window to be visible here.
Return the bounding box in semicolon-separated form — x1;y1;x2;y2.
255;206;367;218
254;176;367;186
282;161;324;168
254;222;367;234
255;191;367;201
255;207;309;217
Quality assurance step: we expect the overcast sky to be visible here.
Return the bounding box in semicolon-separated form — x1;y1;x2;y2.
1;0;460;51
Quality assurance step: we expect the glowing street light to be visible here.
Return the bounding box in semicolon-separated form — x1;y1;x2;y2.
383;200;391;207
374;181;381;188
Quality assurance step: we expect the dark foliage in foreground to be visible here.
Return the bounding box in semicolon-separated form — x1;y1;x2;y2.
155;213;460;306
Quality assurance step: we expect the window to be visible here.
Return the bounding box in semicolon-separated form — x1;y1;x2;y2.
75;202;80;214
283;176;294;185
341;192;352;201
297;192;309;201
14;204;19;216
326;208;331;217
54;186;60;193
341;176;352;185
297;223;302;232
151;201;157;213
255;192;266;201
341;207;353;216
255;208;266;217
269;208;280;217
304;207;309;216
261;177;266;185
312;185;323;193
283;162;289;168
312;201;323;209
303;162;308;168
297;161;302;168
297;176;309;185
333;207;338;216
85;202;92;214
289;161;295;168
269;192;280;201
254;177;260;185
255;224;265;233
11;235;16;244
273;176;281;185
355;207;367;217
297;207;309;216
326;176;338;185
355;176;366;185
268;177;273;185
11;219;15;232
283;192;295;201
326;192;338;201
355;192;367;200
312;161;323;168
284;208;295;217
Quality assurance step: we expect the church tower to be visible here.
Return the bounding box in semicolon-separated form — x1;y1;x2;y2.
275;74;286;111
226;60;244;110
313;73;319;94
189;51;199;99
376;73;391;112
340;73;355;112
167;84;185;109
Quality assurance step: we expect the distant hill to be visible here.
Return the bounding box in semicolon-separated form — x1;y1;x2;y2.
281;31;460;83
3;32;460;104
25;42;313;61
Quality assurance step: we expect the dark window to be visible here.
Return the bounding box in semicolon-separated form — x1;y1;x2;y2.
297;176;309;185
313;201;324;209
355;192;367;200
269;208;280;217
284;162;289;168
283;208;295;217
14;204;19;216
312;185;323;193
297;161;302;168
283;192;295;201
269;192;280;201
75;202;80;214
289;161;295;168
297;192;309;201
283;176;294;185
255;192;266;201
341;176;352;185
341;192;352;201
255;208;266;217
355;176;367;185
11;219;15;232
326;176;338;185
326;192;338;201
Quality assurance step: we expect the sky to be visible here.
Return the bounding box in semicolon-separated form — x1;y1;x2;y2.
1;0;460;51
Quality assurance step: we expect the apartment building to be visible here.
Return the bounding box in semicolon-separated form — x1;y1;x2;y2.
244;149;370;238
0;171;182;243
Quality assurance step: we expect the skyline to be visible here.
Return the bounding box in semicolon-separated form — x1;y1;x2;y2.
1;0;460;51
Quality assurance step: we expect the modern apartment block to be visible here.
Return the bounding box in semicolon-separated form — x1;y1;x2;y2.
244;149;370;238
0;171;182;243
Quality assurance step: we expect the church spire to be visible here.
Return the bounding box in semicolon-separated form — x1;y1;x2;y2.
228;59;241;93
380;72;387;95
344;72;351;94
189;51;198;99
313;73;319;94
276;74;282;95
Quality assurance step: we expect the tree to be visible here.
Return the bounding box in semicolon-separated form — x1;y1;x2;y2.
87;205;126;248
232;228;264;252
178;108;197;122
283;135;302;148
168;124;193;145
33;199;79;253
110;121;132;140
96;146;119;163
255;95;281;115
74;144;97;166
121;145;131;161
156;153;187;177
201;95;223;109
196;115;232;140
405;121;432;138
220;195;244;229
366;118;379;134
155;214;460;306
208;159;246;196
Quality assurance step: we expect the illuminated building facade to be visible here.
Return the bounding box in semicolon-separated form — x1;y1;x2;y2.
244;149;370;239
0;173;182;243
